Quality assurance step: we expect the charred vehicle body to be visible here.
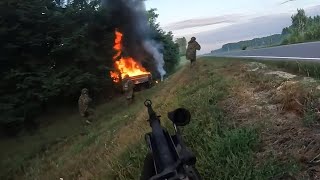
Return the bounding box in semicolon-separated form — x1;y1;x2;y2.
129;73;153;90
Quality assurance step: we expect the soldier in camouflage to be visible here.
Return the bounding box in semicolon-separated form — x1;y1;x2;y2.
122;75;135;105
78;88;94;125
186;37;201;68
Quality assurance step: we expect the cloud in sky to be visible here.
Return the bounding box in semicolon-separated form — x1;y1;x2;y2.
193;14;291;54
170;4;320;54
163;14;244;31
280;0;296;5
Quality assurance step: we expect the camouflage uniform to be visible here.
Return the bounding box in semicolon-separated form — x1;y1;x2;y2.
78;88;94;124
122;75;135;105
186;37;201;67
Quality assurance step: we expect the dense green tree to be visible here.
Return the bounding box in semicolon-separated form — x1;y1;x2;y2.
281;27;291;36
218;34;283;52
282;9;320;45
147;9;180;75
0;0;115;134
291;9;308;33
0;0;179;135
175;37;187;56
213;9;320;52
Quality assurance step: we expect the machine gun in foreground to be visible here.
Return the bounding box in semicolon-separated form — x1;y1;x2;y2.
141;100;201;180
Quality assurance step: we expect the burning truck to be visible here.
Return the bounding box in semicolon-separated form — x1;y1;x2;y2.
105;0;166;90
110;30;153;90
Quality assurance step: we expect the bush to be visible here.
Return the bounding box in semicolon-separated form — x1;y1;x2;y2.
0;1;180;135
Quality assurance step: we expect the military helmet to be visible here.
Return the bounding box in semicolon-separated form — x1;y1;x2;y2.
191;37;196;41
81;88;89;94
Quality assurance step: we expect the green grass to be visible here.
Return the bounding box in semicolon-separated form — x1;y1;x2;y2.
178;65;297;179
209;57;320;80
108;142;148;180
3;58;303;179
110;59;299;180
253;60;320;79
302;99;320;127
239;58;320;128
0;85;160;179
303;107;318;127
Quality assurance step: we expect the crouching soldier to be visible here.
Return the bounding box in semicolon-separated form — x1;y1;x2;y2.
78;88;94;125
122;75;135;105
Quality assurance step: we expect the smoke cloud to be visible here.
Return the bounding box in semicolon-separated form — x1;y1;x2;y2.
143;40;165;77
103;0;166;79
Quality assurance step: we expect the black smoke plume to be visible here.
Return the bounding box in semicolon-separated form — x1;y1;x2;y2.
103;0;166;79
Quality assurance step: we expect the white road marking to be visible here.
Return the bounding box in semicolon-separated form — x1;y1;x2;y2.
226;55;320;60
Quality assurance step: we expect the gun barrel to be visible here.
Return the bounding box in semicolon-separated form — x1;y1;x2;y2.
144;100;175;172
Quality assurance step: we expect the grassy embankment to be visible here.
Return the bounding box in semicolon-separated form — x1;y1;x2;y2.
4;57;320;179
253;59;320;79
0;79;160;179
0;56;192;179
110;57;301;180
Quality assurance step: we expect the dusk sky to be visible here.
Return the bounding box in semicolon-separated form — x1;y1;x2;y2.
145;0;320;54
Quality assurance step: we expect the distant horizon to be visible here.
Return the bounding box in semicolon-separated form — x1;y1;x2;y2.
145;1;320;54
186;6;320;54
200;6;320;54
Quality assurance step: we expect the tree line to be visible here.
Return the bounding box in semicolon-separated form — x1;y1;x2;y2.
0;0;179;135
215;34;283;53
282;9;320;45
175;37;187;56
211;9;320;53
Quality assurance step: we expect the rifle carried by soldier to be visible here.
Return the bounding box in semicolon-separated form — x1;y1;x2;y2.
141;100;201;180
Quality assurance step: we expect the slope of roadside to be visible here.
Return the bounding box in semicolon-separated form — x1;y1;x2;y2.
219;59;320;179
5;64;190;180
110;57;320;179
6;57;320;179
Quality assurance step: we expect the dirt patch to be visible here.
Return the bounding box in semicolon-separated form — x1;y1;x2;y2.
266;71;297;79
220;61;320;179
303;77;317;83
246;62;267;72
272;81;309;114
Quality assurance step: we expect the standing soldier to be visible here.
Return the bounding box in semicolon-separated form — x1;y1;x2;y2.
186;37;201;68
78;88;94;125
122;75;135;105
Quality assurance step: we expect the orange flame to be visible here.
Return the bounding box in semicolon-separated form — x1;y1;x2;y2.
110;30;150;83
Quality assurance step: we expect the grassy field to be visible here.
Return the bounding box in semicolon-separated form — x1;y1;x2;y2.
109;58;301;180
250;59;320;79
0;83;160;179
3;57;320;179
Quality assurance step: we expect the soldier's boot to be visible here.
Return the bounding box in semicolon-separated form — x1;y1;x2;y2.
81;118;91;126
126;99;131;106
191;60;196;68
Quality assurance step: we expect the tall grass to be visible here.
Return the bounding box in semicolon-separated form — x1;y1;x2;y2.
178;68;297;179
248;59;320;127
260;60;320;79
111;60;298;180
0;86;160;179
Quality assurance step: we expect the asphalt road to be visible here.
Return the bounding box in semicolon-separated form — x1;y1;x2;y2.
209;41;320;60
